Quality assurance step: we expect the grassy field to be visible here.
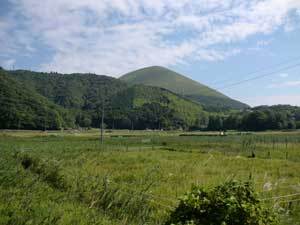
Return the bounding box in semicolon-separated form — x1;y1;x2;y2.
1;129;300;225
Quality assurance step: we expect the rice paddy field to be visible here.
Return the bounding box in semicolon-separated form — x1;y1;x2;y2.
0;129;300;225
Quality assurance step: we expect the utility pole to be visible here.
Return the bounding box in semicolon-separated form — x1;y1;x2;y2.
100;99;104;144
44;105;47;131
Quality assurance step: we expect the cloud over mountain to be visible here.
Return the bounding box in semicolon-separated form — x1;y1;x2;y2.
1;0;300;75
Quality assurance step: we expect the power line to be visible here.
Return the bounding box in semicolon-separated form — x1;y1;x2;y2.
5;187;300;208
258;184;300;193
260;192;300;201
275;198;300;204
210;56;300;86
217;62;300;90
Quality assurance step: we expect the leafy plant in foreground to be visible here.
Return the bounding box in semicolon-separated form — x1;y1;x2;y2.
165;180;278;225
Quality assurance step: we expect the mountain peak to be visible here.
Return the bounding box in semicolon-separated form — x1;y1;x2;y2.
122;66;176;79
120;66;249;110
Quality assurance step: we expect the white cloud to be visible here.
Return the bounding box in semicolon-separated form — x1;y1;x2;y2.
257;40;270;47
279;73;289;78
196;48;241;61
243;95;300;107
0;59;16;69
268;80;300;88
2;0;300;75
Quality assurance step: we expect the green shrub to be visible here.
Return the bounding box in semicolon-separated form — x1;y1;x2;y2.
165;180;278;225
19;153;66;190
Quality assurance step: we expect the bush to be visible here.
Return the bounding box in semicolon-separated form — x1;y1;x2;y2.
19;153;66;190
165;180;278;225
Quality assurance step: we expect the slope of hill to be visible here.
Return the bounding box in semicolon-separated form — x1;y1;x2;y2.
0;69;73;129
9;70;127;109
8;70;206;130
111;85;206;129
120;66;248;111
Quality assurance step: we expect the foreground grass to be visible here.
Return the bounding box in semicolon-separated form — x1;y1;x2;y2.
0;130;300;224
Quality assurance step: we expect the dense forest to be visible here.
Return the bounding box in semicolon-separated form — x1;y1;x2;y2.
0;69;74;130
2;69;206;130
211;105;300;131
1;68;299;131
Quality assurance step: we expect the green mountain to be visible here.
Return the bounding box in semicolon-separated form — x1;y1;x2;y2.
2;68;299;132
111;85;207;129
0;69;73;130
7;70;206;130
120;66;249;111
9;70;127;109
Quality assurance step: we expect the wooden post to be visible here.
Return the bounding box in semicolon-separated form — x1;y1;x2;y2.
100;101;104;145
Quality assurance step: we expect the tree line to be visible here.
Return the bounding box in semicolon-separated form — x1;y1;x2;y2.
2;68;300;131
206;105;300;131
72;104;300;132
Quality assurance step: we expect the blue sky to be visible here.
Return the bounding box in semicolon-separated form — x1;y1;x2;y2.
1;0;300;106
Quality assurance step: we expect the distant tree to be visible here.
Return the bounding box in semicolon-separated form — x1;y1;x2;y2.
296;121;300;129
76;113;91;128
207;115;223;131
224;114;242;130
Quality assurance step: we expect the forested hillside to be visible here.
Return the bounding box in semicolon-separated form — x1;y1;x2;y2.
7;69;206;130
9;70;127;109
0;69;73;130
2;68;300;131
120;66;249;111
110;85;207;129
